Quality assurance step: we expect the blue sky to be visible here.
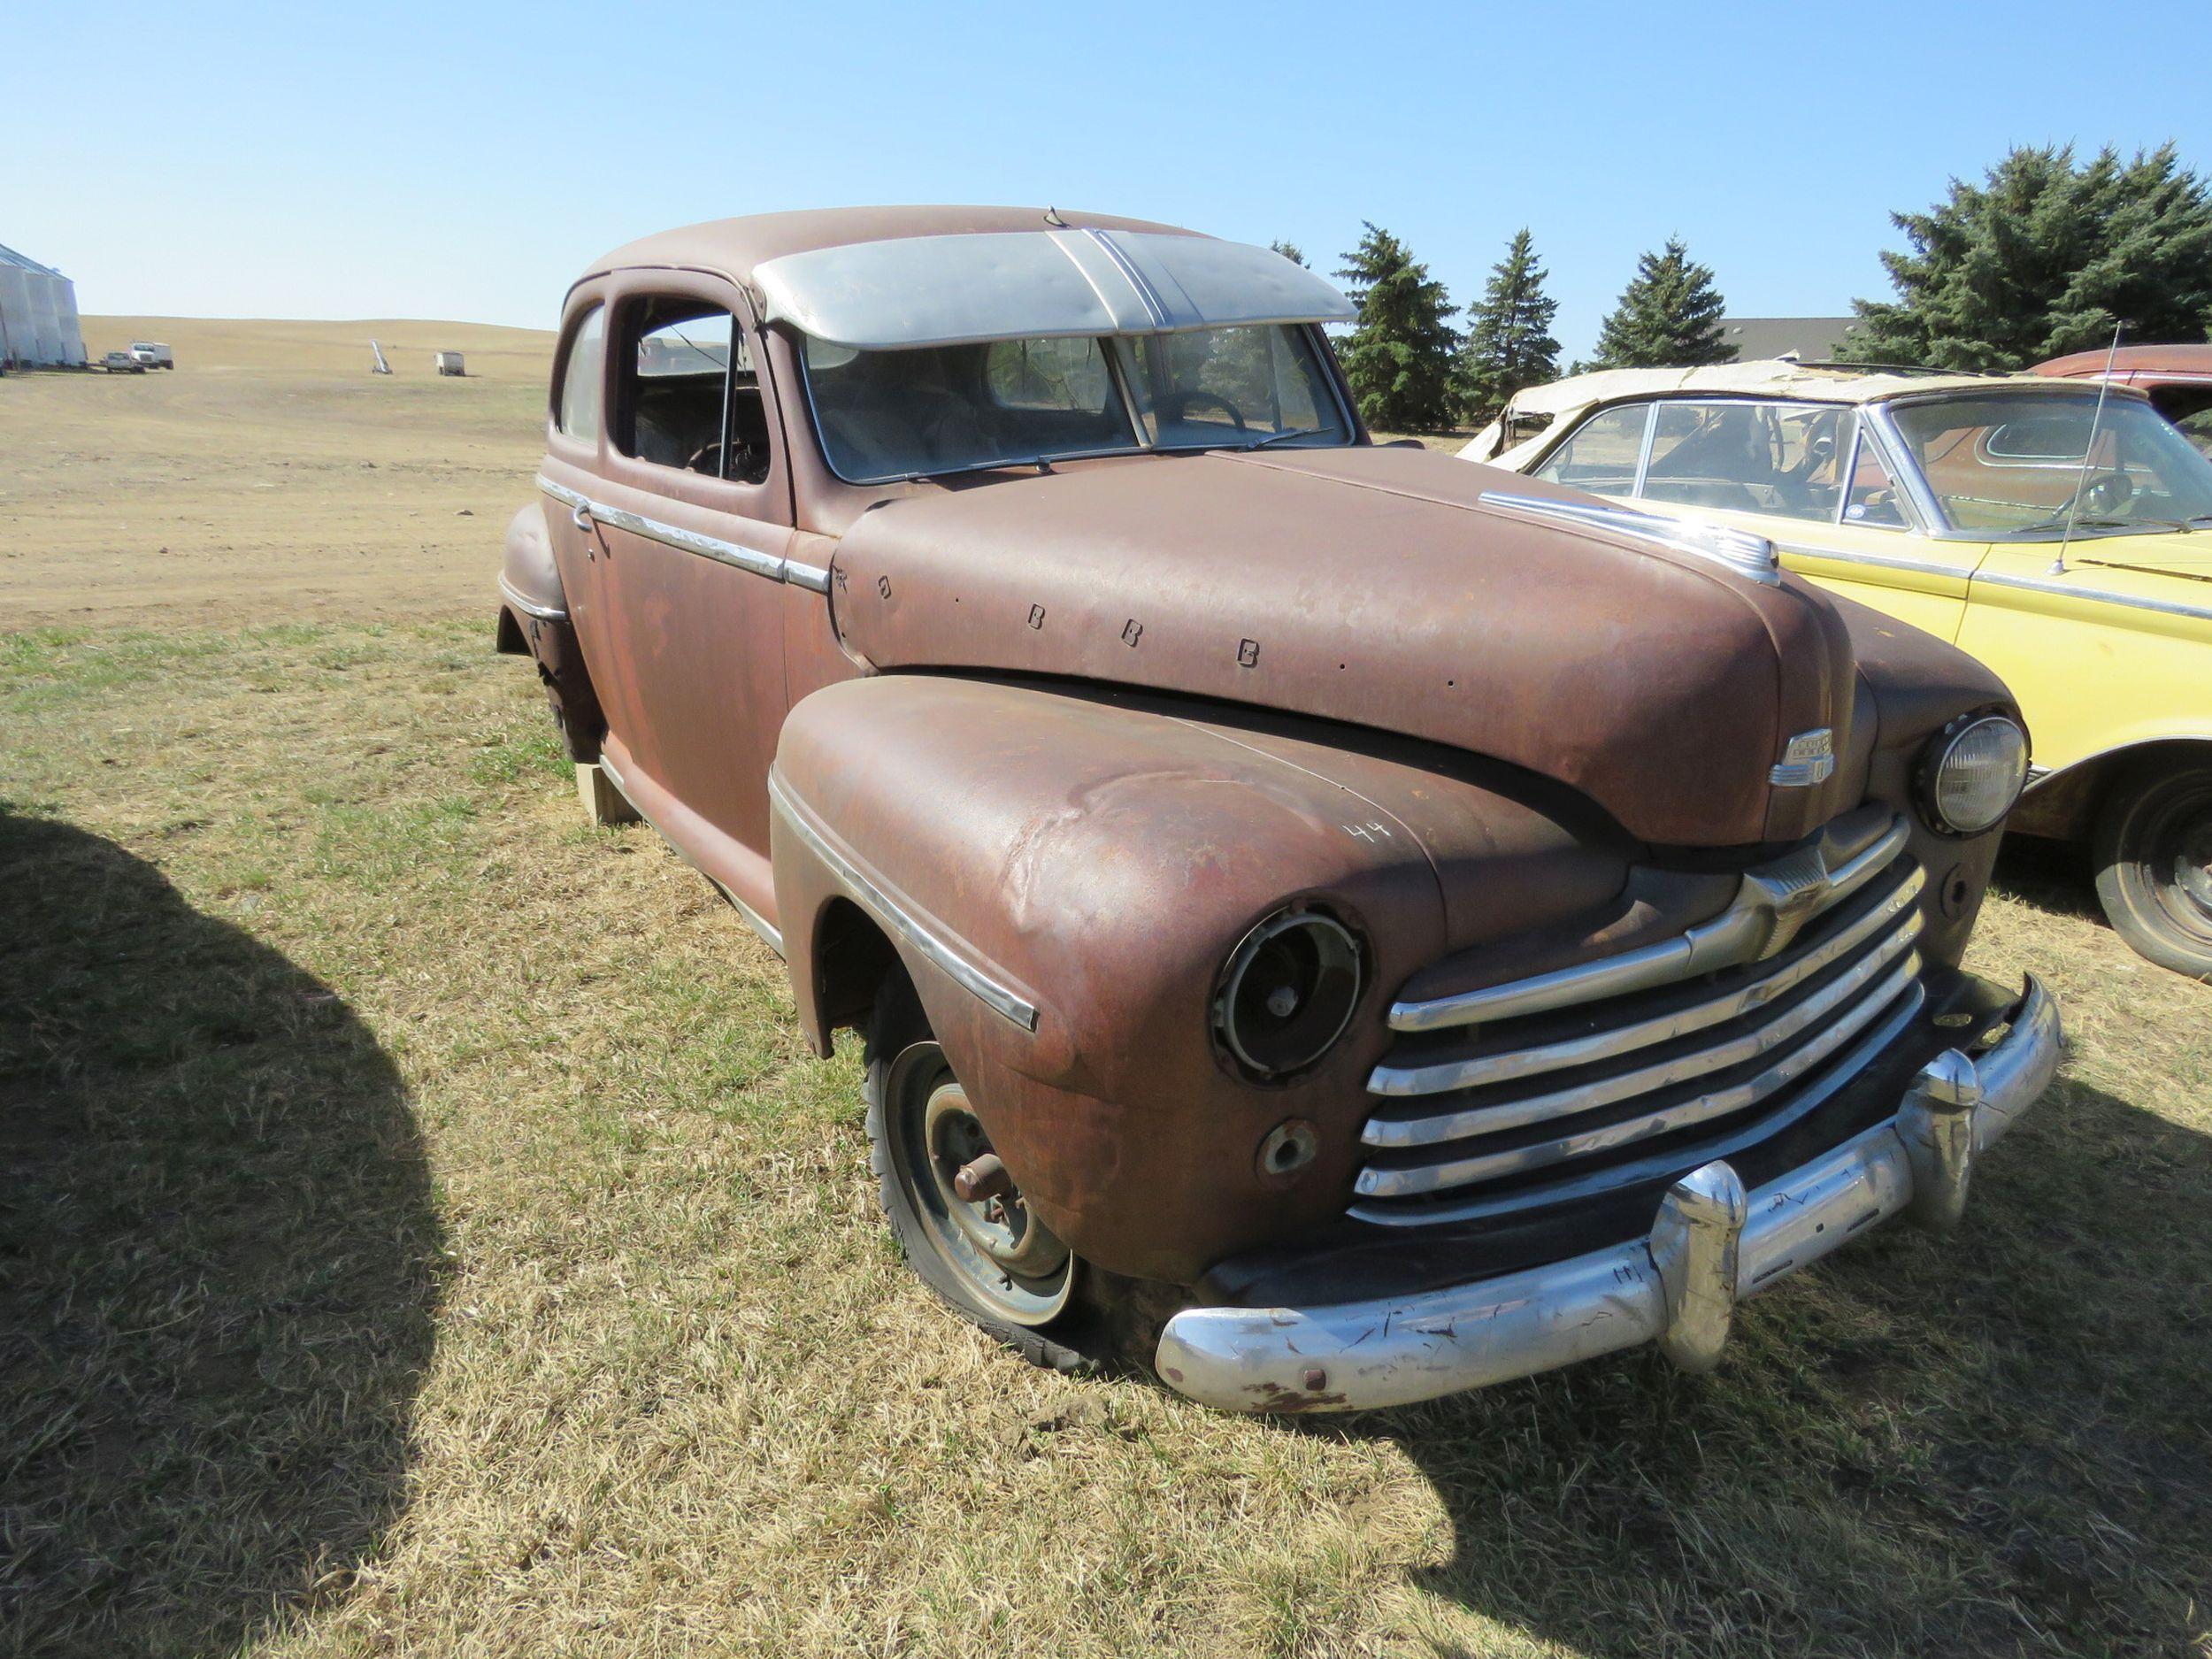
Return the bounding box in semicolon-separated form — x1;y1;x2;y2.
10;0;2210;357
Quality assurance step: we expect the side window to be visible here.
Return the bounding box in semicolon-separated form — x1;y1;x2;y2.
616;299;772;485
1640;400;1854;523
986;337;1114;413
556;304;604;443
1844;426;1909;527
1532;403;1648;495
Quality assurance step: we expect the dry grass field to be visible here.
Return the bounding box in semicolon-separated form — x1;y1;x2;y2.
3;324;2208;1659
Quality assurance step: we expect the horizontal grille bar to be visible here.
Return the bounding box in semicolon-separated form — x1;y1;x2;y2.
1348;983;1926;1228
1356;949;1921;1197
1388;814;1910;1033
1371;862;1924;1101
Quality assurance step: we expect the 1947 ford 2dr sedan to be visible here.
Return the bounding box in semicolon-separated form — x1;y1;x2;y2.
496;207;2063;1412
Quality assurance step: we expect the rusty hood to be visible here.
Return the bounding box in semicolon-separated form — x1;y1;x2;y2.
826;447;1859;848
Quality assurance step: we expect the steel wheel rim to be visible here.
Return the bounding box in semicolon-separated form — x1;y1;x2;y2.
2143;783;2212;941
886;1042;1073;1326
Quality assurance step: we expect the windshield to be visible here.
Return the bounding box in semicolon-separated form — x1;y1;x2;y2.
801;324;1349;483
1887;393;2212;535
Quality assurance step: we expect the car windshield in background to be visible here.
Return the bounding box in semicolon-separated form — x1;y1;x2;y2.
802;324;1349;483
1887;394;2212;535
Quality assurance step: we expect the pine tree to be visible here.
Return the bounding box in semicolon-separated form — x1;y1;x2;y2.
1451;228;1561;423
1270;240;1308;268
1840;144;2212;371
1333;223;1459;430
1592;238;1731;368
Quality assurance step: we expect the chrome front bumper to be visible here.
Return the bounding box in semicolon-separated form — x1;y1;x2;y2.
1156;974;2062;1414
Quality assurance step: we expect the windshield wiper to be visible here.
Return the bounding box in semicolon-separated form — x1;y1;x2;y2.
874;443;1136;484
1238;426;1328;451
2015;514;2190;535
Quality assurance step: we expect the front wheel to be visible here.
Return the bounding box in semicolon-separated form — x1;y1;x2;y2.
864;980;1126;1371
2093;761;2212;980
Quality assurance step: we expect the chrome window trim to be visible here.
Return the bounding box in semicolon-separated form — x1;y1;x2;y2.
1347;982;1926;1227
767;772;1041;1033
536;474;825;593
1389;816;1912;1035
1859;403;1953;533
1478;490;1781;587
1368;864;1924;1103
496;574;566;622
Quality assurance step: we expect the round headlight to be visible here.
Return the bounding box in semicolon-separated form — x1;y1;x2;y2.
1920;714;2029;836
1213;909;1364;1078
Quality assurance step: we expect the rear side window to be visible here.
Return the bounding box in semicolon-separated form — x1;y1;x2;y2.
556;305;604;443
1640;399;1855;523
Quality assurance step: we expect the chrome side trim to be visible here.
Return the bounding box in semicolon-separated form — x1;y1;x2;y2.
1772;539;1968;582
1356;953;1924;1196
767;772;1040;1033
592;751;785;957
1389;817;1912;1033
497;574;567;622
1348;983;1925;1226
535;473;828;594
1479;489;1782;586
1969;565;2212;626
1369;867;1924;1102
1157;977;2060;1413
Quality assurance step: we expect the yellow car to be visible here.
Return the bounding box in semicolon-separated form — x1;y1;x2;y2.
1466;360;2212;979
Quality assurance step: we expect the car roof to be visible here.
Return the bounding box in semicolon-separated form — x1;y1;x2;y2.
1504;358;2085;414
580;205;1200;289
2032;342;2212;380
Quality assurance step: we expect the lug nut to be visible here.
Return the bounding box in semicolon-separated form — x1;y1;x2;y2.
953;1152;1013;1204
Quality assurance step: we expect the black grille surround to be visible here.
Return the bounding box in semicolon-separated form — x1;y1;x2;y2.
1352;850;1927;1228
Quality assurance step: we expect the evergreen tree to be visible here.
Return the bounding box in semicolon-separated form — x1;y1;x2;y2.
1840;144;2212;371
1451;227;1562;423
1333;222;1459;430
1592;238;1731;368
1270;240;1308;268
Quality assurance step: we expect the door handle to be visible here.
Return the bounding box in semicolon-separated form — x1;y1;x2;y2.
571;502;593;532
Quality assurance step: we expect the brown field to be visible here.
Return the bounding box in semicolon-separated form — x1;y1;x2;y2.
2;321;2208;1659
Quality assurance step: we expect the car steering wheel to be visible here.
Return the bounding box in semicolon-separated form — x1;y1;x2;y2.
2077;469;2135;516
1156;389;1248;431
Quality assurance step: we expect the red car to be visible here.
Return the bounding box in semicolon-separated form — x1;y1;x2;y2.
2032;343;2212;456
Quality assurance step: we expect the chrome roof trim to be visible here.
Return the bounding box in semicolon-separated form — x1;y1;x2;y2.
1388;816;1913;1034
1479;490;1782;587
768;772;1040;1033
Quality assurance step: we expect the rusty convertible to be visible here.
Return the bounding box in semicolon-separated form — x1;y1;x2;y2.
495;207;2063;1412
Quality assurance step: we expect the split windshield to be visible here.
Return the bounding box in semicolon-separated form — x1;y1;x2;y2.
1887;393;2212;535
801;324;1349;483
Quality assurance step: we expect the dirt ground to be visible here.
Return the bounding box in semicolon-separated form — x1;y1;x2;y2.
2;317;553;629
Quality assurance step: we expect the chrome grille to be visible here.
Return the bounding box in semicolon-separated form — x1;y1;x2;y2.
1353;833;1925;1228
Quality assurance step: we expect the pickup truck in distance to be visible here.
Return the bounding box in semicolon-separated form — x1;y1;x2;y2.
495;206;2062;1413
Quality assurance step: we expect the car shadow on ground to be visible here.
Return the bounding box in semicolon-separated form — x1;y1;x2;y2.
0;810;444;1658
1306;1071;2212;1657
1991;832;2105;926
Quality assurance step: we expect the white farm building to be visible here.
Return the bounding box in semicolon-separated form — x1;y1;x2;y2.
0;242;88;367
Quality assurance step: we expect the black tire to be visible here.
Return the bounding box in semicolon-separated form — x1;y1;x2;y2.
2093;760;2212;981
862;978;1163;1373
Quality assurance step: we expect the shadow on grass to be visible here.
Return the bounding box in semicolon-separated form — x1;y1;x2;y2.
1318;1073;2212;1657
0;811;444;1657
1991;832;2104;926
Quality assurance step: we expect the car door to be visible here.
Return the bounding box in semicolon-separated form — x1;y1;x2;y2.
587;274;798;920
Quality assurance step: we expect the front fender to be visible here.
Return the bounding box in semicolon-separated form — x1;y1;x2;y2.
768;673;1625;1285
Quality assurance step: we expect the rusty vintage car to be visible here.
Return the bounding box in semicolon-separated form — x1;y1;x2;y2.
496;207;2063;1413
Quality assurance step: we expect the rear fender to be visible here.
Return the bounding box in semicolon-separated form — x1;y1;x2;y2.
497;502;604;761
